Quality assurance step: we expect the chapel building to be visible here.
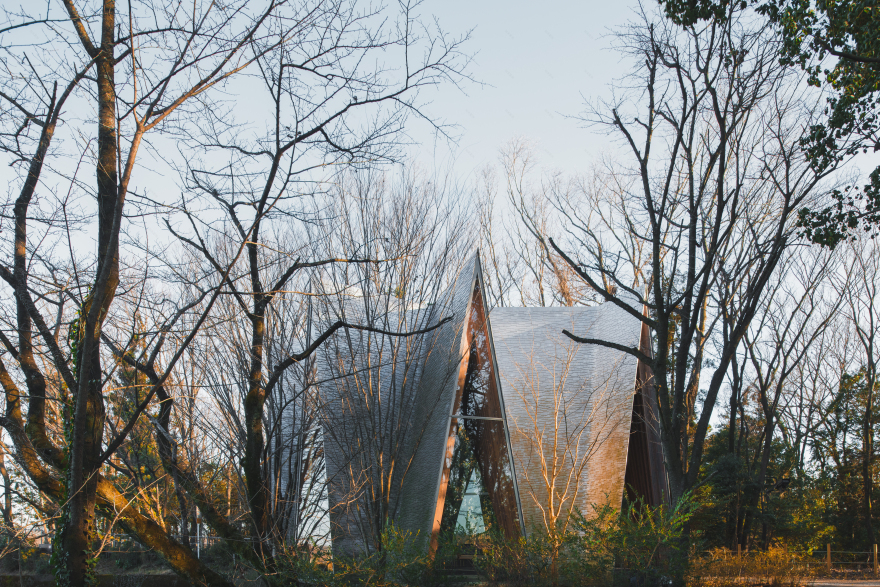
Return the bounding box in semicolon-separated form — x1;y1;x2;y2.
315;254;667;553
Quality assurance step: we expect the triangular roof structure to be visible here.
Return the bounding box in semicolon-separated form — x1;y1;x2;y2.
315;253;666;554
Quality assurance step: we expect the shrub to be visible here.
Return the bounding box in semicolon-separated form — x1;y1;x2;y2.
275;496;697;586
475;530;557;586
544;494;695;587
275;524;454;586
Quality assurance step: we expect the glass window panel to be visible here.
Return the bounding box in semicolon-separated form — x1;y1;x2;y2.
438;285;520;540
453;287;504;420
456;469;486;533
438;416;519;539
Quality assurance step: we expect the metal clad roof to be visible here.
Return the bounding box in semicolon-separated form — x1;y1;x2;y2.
490;303;641;531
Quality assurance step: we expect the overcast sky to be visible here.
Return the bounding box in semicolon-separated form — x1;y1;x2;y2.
407;0;640;177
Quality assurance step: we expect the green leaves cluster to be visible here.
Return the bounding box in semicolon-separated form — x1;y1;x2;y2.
780;0;880;247
658;0;880;247
266;495;699;587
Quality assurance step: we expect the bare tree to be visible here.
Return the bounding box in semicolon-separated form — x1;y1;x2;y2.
0;0;468;584
0;0;289;581
501;331;633;582
191;239;330;552
312;168;470;554
476;165;521;309
477;141;602;309
834;237;880;545
721;245;842;548
779;317;854;480
544;6;842;528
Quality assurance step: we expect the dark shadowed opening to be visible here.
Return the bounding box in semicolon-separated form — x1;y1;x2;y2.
624;322;667;507
624;385;656;506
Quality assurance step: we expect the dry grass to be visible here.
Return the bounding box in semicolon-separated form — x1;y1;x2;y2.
688;546;814;587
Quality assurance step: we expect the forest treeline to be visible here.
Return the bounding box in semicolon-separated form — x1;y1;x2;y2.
0;0;878;585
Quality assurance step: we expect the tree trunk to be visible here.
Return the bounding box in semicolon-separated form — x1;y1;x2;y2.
59;327;107;586
57;2;118;583
0;446;11;528
243;259;275;572
864;376;875;546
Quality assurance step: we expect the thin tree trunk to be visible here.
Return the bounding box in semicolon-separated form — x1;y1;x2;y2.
0;446;11;529
864;375;875;545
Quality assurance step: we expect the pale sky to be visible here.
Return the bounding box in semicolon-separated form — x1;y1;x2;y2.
407;0;640;176
0;0;641;206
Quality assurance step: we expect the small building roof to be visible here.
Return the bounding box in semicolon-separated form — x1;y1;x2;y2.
314;253;666;553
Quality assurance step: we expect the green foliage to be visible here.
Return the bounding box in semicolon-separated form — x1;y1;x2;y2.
694;418;792;550
693;368;880;553
41;495;697;586
275;524;455;587
51;301;83;587
657;0;746;26
566;495;696;586
694;418;833;551
810;369;880;549
475;529;558;585
469;495;696;586
114;556;137;571
6;545;53;575
656;0;880;247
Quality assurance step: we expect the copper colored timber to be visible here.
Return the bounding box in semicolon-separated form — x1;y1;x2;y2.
429;414;461;554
